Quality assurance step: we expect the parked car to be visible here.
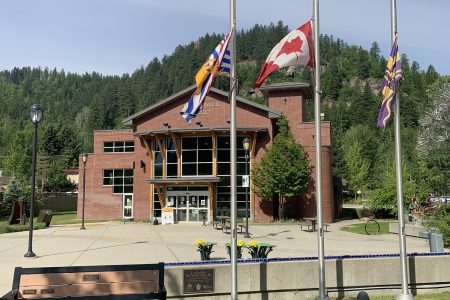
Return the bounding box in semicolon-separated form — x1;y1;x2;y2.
439;196;450;203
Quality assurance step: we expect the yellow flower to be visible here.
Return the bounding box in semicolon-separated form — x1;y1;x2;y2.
195;239;206;245
247;240;259;248
237;240;245;247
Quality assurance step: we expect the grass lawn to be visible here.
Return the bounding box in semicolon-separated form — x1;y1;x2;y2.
340;221;390;235
0;212;105;234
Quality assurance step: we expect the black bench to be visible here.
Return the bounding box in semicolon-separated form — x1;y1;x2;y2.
1;263;166;300
300;222;330;232
222;222;245;234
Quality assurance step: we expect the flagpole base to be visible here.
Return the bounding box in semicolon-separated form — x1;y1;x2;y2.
315;295;329;300
396;293;414;300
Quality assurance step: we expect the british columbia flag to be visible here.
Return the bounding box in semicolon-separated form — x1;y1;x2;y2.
180;31;233;123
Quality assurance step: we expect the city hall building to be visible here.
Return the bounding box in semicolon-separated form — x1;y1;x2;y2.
77;83;337;223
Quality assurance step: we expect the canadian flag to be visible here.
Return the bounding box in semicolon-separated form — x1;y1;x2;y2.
255;20;314;89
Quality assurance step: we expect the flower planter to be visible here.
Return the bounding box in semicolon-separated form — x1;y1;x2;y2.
195;239;216;261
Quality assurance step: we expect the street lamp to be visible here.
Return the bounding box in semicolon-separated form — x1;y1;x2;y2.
80;153;88;230
242;137;251;238
25;104;43;258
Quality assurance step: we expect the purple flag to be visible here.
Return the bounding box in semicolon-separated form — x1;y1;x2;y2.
377;38;403;128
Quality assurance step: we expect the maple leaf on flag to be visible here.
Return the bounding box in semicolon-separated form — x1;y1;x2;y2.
255;20;313;89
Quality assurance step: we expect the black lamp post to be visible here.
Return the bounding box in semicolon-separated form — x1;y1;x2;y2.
25;104;43;258
80;153;88;230
242;137;251;238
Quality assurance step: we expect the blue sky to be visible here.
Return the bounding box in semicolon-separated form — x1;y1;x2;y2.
0;0;449;75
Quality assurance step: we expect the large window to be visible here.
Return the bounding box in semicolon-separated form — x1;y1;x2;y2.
216;136;250;217
103;169;133;193
104;141;134;153
166;138;178;177
154;140;163;178
181;137;213;176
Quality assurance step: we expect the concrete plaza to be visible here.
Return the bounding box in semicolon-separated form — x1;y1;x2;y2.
0;219;433;295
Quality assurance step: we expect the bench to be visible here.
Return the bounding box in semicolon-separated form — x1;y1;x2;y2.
300;221;330;232
222;223;245;234
1;263;166;300
212;220;222;230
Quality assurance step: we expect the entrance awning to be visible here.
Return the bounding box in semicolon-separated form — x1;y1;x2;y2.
135;126;268;137
146;177;221;184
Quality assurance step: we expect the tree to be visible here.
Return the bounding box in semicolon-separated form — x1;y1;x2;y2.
424;204;450;247
3;128;33;182
1;177;29;217
343;141;370;193
417;80;450;193
369;161;417;217
252;116;311;220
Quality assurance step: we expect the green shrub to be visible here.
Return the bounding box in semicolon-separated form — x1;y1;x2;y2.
423;204;450;247
0;222;46;234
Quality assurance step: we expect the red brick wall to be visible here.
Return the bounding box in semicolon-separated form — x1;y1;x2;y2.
77;130;135;220
268;90;303;124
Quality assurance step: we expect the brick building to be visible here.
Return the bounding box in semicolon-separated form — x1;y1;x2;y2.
77;83;336;223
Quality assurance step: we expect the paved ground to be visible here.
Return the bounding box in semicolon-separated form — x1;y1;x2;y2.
0;219;434;295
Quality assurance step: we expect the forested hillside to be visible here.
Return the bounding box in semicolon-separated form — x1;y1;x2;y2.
0;21;448;205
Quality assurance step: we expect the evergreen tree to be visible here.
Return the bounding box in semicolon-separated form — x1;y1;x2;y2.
343;141;370;193
0;177;29;217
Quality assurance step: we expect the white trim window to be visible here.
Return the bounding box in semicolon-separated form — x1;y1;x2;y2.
103;169;133;193
104;141;134;153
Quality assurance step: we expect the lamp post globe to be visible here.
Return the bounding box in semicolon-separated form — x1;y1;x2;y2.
30;104;43;124
242;137;251;238
25;104;43;258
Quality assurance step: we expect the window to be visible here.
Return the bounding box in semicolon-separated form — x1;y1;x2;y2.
216;136;250;217
181;137;213;176
104;141;134;153
102;169;133;193
166;138;178;177
154;139;164;178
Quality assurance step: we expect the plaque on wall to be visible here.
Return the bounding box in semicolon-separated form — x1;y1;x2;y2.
183;269;214;294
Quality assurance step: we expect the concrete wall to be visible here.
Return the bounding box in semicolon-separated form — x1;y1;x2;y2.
164;254;450;299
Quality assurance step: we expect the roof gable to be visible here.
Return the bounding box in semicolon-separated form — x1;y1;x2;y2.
123;85;281;126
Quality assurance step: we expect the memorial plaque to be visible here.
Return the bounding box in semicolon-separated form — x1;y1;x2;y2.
183;269;214;294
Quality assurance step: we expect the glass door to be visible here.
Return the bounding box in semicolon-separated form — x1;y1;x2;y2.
176;196;187;222
198;195;209;223
123;194;133;219
188;196;199;221
166;190;209;222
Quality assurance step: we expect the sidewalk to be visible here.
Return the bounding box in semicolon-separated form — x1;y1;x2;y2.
0;219;432;294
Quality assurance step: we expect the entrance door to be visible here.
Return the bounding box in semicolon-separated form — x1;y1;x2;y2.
176;196;187;222
123;194;133;219
167;192;209;222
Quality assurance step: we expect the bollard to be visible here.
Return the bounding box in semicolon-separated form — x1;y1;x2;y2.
429;232;444;252
202;211;207;226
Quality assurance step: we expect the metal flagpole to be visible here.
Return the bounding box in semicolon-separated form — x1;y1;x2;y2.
313;1;329;299
230;0;238;299
391;1;413;299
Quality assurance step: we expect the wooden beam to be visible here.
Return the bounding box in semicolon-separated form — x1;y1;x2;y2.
155;184;166;208
208;183;214;222
142;138;154;218
170;132;181;177
155;135;166;178
170;132;181;158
